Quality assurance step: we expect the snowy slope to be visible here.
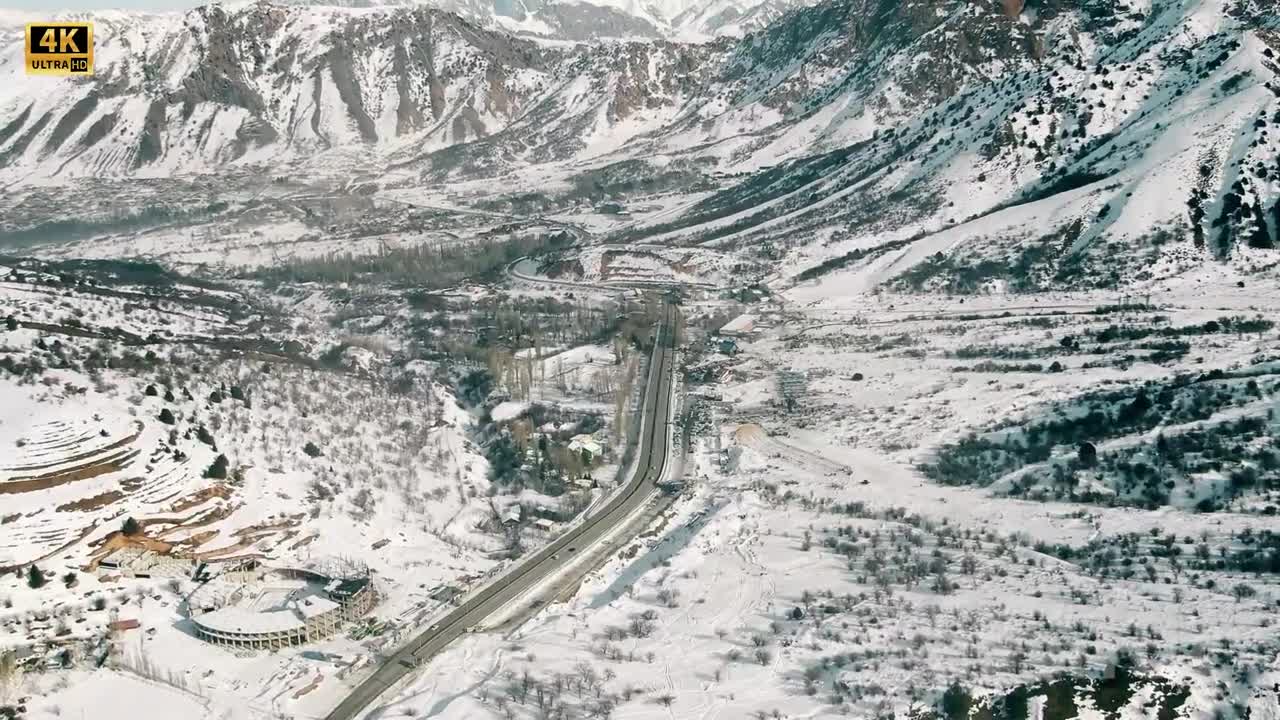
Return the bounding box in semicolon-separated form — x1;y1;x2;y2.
1;0;1277;293
270;0;815;39
0;3;717;182
619;0;1280;294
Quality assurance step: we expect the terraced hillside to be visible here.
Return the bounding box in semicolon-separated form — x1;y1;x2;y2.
0;258;493;577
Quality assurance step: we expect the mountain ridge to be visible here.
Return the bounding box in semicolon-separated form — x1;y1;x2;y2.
1;0;1277;294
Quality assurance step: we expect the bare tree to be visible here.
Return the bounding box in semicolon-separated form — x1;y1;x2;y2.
1232;583;1256;603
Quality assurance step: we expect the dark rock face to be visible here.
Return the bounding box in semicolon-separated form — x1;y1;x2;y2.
43;93;100;156
718;0;1044;116
77;112;118;150
393;42;426;134
325;40;379;143
0;110;53;168
171;5;274;116
134;100;168;168
232;118;279;159
0;104;33;149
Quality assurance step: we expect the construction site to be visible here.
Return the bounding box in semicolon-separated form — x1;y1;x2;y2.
186;560;376;651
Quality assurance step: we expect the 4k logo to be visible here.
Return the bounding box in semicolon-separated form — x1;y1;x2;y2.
25;23;94;76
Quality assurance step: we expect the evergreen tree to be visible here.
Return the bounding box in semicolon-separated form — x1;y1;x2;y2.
1249;202;1274;249
486;434;521;483
197;426;216;448
158;408;176;425
122;517;141;535
26;565;45;589
1078;442;1098;467
204;454;229;479
941;681;972;720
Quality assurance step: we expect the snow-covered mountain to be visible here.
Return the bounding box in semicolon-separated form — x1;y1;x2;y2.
637;0;1280;292
270;0;812;39
0;3;721;179
1;0;1277;290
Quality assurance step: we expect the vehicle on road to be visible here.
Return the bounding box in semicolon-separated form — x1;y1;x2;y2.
322;303;678;720
398;658;419;669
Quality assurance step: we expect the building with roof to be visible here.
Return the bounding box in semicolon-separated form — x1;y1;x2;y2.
568;433;603;458
502;505;522;525
718;314;757;338
107;619;141;633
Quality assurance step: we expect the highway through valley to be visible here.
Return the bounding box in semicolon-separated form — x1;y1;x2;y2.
324;301;679;720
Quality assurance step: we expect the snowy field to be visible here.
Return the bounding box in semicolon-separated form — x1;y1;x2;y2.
6;272;1280;719
0;257;659;718
353;274;1280;720
0;263;512;716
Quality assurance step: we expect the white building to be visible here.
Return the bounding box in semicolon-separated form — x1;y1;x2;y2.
568;434;603;458
718;314;757;338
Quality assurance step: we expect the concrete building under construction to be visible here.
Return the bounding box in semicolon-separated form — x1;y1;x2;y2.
188;562;375;651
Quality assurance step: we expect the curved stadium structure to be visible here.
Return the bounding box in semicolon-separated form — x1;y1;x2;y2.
188;561;376;651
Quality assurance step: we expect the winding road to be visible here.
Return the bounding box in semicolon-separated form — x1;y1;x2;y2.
324;301;680;720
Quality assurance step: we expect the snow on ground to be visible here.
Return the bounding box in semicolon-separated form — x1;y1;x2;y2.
358;277;1280;719
493;400;533;423
0;267;510;717
24;670;213;720
571;245;741;288
367;428;1280;719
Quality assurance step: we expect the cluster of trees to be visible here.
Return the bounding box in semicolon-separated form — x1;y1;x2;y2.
252;231;570;289
1089;315;1274;344
0;202;230;250
1043;526;1280;580
402;294;644;371
484;423;598;496
925;374;1278;507
956;360;1064;374
913;662;1204;720
493;663;624;720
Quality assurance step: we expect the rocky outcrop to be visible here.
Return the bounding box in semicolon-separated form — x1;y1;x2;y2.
0;104;32;149
325;41;379;143
0;110;52;167
393;43;426;134
133;100;168;168
43;93;100;156
77;112;118;150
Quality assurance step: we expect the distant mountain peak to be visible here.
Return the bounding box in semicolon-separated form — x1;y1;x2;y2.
261;0;813;38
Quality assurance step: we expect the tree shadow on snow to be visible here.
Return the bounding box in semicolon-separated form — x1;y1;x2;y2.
585;503;720;611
